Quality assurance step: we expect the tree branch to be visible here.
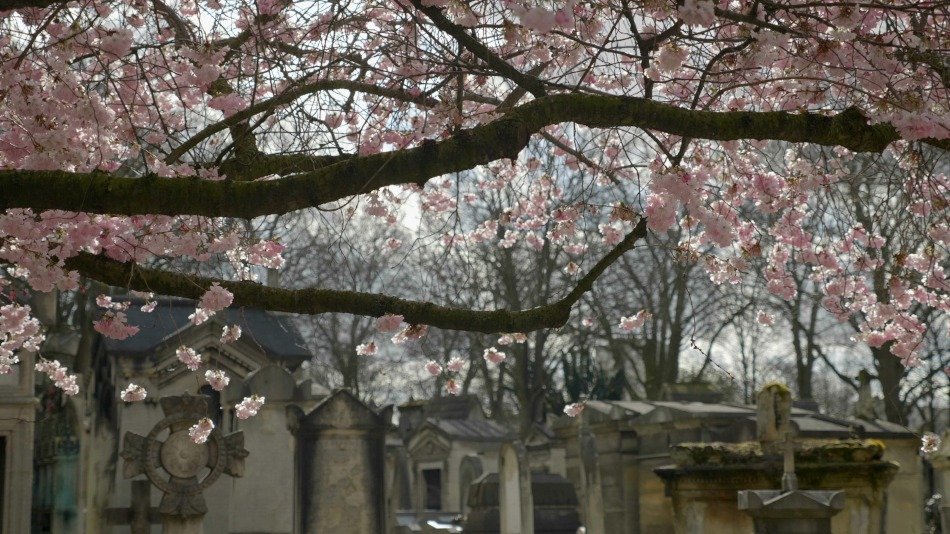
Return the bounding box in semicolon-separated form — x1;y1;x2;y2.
62;219;648;333
165;79;439;164
408;0;548;98
2;95;941;219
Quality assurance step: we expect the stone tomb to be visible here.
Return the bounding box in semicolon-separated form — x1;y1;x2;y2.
654;383;899;534
554;390;922;534
291;388;390;534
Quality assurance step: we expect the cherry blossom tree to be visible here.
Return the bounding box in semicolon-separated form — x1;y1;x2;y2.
0;0;947;418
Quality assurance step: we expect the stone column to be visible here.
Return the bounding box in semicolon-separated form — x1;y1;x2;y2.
499;441;534;534
578;428;605;534
296;389;388;534
0;348;35;534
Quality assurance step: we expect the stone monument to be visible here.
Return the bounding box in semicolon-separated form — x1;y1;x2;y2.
293;389;389;534
121;395;249;534
499;441;534;534
738;384;844;534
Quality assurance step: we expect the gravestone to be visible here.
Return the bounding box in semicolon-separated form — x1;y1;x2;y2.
499;441;533;534
294;389;388;534
121;395;248;534
738;384;844;534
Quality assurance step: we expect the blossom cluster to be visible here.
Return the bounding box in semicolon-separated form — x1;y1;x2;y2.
0;303;43;374
235;395;265;419
120;383;147;402
35;359;79;396
425;356;467;395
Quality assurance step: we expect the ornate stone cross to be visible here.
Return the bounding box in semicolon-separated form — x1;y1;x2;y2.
121;395;248;533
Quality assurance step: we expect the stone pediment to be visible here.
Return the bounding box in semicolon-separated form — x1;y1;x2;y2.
149;338;262;389
301;389;386;431
409;432;451;461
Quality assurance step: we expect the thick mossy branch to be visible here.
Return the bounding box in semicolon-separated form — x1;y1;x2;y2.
2;95;943;218
63;221;646;332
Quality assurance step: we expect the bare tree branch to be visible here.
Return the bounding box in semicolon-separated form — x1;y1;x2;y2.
62;219;648;333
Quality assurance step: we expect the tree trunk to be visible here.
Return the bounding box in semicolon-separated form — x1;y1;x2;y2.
872;346;906;423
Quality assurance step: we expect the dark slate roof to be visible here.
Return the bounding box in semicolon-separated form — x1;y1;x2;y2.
422;394;484;420
99;297;310;362
583;400;915;440
429;419;512;442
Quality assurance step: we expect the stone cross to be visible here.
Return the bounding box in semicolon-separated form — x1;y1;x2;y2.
121;395;248;534
756;382;793;455
740;383;844;533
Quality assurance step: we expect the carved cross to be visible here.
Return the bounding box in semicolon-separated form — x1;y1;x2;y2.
121;395;248;529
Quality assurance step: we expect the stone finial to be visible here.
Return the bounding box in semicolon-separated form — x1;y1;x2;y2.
854;369;877;421
756;382;793;454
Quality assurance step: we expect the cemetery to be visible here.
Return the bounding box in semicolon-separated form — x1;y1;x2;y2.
1;295;945;533
0;0;947;533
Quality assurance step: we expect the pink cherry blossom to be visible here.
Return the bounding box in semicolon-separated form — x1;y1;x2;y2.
204;369;229;391
120;383;147;402
235;395;265;419
189;417;215;444
208;94;249;117
200;283;233;312
446;356;466;372
920;432;941;455
356;342;378;356
35;359;79;396
563;402;585;417
483;347;506;365
220;325;242;343
445;378;462;396
176;346;202;371
376;314;404;332
497;333;527;345
756;311;776;326
94;312;140;340
619;310;651;332
392;324;428;344
425;361;442;377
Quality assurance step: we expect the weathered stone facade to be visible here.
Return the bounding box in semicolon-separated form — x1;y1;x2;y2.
555;398;924;534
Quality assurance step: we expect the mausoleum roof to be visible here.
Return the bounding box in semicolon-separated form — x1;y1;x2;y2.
97;297;310;362
573;400;915;440
428;419;512;442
